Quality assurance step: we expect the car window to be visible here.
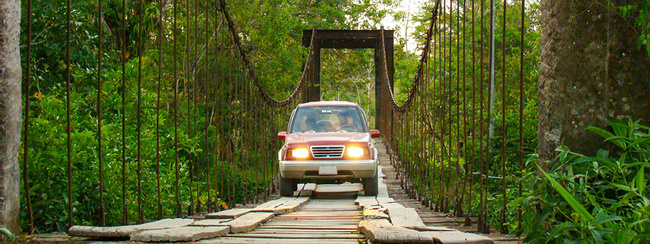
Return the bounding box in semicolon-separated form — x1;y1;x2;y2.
290;106;366;133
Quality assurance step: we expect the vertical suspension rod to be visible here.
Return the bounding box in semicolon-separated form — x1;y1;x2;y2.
97;0;105;226
66;0;73;229
137;0;144;224
23;0;35;232
500;0;507;234
156;0;163;220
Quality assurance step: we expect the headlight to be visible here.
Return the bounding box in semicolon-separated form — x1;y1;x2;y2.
291;148;309;159
347;147;365;158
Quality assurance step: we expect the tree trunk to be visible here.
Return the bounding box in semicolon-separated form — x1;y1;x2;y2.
538;0;650;163
0;0;22;236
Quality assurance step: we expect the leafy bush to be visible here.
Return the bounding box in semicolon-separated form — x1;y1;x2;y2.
516;119;650;243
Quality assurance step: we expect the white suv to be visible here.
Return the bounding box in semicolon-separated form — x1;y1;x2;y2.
276;101;380;196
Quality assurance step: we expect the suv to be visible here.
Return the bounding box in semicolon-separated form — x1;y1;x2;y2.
277;101;381;196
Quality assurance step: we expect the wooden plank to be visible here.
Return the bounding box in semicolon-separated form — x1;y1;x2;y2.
202;237;362;243
381;202;406;209
355;196;380;210
272;197;310;215
253;198;294;212
206;208;252;219
363;208;389;220
68;218;195;238
282;211;362;217
297;183;316;197
355;196;377;205
190;219;231;226
252;229;360;234
407;226;456;231
358;219;433;243
226;233;365;239
376;197;396;205
220;212;275;233
300;205;360;211
274;218;362;221
263;221;362;226
130;226;229;242
257;225;359;230
422;217;463;224
387;207;426;228
314;183;362;193
423;230;494;244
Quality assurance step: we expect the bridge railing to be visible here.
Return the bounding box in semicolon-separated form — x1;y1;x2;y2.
19;0;313;232
378;0;534;234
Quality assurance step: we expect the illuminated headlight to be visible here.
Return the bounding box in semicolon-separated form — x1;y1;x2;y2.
347;147;365;158
291;148;309;159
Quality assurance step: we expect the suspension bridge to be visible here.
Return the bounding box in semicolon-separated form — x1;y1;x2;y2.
17;0;533;242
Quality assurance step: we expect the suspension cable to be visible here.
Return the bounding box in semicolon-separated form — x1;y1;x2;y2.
380;0;442;112
217;0;316;107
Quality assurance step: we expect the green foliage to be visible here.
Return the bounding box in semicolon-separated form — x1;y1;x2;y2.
391;0;541;229
19;0;405;233
516;119;650;243
620;1;650;55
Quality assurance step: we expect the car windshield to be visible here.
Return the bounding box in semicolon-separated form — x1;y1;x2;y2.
290;106;365;133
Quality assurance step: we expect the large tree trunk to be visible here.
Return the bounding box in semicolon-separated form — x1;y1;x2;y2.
0;0;22;236
538;0;650;163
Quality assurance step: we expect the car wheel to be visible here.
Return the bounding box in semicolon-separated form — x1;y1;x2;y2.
363;175;379;196
279;174;295;197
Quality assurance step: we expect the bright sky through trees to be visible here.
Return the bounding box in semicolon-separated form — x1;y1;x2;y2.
381;0;427;52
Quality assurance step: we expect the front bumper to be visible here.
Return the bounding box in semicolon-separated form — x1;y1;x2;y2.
279;158;377;180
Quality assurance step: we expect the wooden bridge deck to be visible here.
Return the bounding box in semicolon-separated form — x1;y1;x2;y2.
28;138;517;243
206;199;364;243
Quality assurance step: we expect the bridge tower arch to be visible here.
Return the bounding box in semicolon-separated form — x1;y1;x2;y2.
301;29;395;138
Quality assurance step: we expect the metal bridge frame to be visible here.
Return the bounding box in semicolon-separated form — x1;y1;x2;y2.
301;30;395;138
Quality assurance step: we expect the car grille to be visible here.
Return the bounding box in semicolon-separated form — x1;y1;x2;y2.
310;145;345;159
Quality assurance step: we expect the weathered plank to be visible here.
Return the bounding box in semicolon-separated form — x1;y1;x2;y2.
376;197;397;205
206;208;252;219
314;183;363;193
424;230;493;244
363;208;389;220
220;212;275;233
130;226;229;242
257;225;359;230
377;166;390;198
201;237;362;243
355;196;380;210
387;207;426;228
68;218;195;238
262;220;362;226
252;197;309;215
358;219;433;243
272;197;310;215
407;226;456;231
253;229;360;234
253;198;294;212
282;211;362;217
226;233;365;239
191;219;231;226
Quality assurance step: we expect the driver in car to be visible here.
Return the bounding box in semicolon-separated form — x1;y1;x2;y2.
295;109;318;132
337;110;358;132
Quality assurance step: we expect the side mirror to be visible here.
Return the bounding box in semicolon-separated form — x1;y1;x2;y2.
277;131;287;140
369;130;380;138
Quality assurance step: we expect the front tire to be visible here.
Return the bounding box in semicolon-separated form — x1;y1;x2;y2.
363;176;379;196
279;174;295;197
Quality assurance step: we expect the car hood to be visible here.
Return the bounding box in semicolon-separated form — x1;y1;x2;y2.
285;132;370;145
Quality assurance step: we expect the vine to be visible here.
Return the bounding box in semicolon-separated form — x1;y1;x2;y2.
620;1;650;55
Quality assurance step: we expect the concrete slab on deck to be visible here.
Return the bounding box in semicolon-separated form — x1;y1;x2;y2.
67;218;195;238
131;226;230;242
206;208;252;219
